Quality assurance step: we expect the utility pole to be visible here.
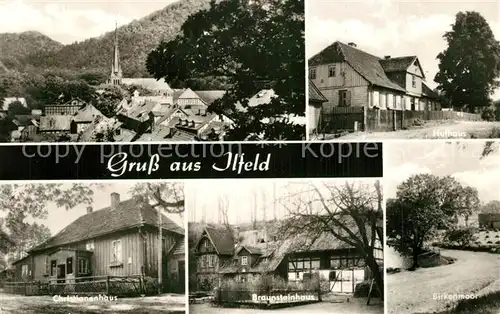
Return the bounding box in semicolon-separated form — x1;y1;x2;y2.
157;206;163;295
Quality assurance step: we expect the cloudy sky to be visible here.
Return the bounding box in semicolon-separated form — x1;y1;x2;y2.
307;0;500;98
0;0;174;44
14;182;184;235
384;140;500;203
185;179;380;224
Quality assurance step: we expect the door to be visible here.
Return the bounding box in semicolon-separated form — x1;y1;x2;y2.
178;260;185;293
57;265;65;284
410;97;415;111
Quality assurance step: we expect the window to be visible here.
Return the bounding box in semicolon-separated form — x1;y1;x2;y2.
309;68;316;80
21;265;28;277
411;75;416;88
208;255;214;268
78;258;90;274
339;90;349;107
66;257;73;274
85;241;95;251
328;65;336;77
44;256;49;275
288;257;321;271
112;240;122;263
241;256;248;266
200;255;207;268
50;260;57;276
204;240;209;249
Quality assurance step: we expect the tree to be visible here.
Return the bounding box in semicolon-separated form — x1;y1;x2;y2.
386;174;477;270
93;85;126;118
458;186;480;226
147;0;305;140
434;11;500;113
279;181;384;299
7;101;30;116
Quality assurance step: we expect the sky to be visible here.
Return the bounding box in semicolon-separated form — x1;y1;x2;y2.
384;140;500;203
0;0;175;44
185;179;380;224
306;0;500;99
3;182;184;235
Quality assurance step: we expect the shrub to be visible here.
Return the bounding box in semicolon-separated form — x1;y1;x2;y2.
354;280;380;298
481;106;496;121
443;226;478;247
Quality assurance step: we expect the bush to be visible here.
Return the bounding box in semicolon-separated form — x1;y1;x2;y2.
481;106;496;121
354;280;380;298
443;226;478;247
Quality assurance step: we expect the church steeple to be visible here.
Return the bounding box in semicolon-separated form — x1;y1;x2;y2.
110;21;122;85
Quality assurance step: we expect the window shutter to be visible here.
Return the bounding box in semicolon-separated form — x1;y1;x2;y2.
347;90;352;107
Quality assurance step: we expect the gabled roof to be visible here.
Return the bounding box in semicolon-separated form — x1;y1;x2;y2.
72;104;104;122
169;238;185;256
30;197;184;252
308;80;328;102
380;56;416;73
200;226;234;255
309;41;406;92
422;83;439;99
194;90;226;105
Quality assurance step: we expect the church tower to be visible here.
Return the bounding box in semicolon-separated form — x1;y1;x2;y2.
109;22;122;85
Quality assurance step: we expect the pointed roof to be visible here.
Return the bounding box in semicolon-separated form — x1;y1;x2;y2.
309;80;327;102
30;197;184;252
380;56;417;73
111;22;122;77
309;41;406;92
177;88;201;100
198;226;234;255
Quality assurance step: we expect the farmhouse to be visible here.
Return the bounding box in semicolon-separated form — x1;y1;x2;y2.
478;213;500;229
193;222;383;294
11;193;185;293
308;41;441;114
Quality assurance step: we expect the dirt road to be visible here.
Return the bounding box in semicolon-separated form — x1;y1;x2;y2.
327;121;500;140
387;249;500;314
0;293;185;314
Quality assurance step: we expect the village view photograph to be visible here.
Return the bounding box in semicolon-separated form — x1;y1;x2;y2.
0;182;186;314
307;0;500;140
186;179;384;314
0;0;305;143
385;140;500;314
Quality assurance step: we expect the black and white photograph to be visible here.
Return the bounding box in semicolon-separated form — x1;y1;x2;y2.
187;179;384;314
385;140;500;314
307;0;500;140
0;0;305;143
0;182;186;313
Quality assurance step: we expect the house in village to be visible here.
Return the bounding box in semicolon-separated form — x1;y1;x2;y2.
308;41;441;114
44;98;86;116
11;193;185;293
478;213;500;229
193;221;383;294
308;80;328;134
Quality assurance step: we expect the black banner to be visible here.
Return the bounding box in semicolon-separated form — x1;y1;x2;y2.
0;142;383;180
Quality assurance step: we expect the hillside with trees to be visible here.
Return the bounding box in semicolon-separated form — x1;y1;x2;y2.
0;31;63;73
1;0;212;78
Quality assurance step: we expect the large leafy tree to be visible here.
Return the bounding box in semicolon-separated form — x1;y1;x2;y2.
146;0;305;140
386;174;479;270
434;11;500;113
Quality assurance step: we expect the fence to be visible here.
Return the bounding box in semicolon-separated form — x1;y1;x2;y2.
319;107;482;134
215;289;321;307
3;275;156;297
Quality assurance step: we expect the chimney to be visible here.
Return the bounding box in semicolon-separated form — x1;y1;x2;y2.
348;42;357;47
197;108;201;115
190;120;195;127
111;192;120;209
384;55;391;60
86;206;93;214
233;226;240;245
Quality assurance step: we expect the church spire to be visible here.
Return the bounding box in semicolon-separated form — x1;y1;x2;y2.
110;21;122;85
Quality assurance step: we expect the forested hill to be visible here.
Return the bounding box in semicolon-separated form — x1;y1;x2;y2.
1;0;211;77
0;31;63;73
